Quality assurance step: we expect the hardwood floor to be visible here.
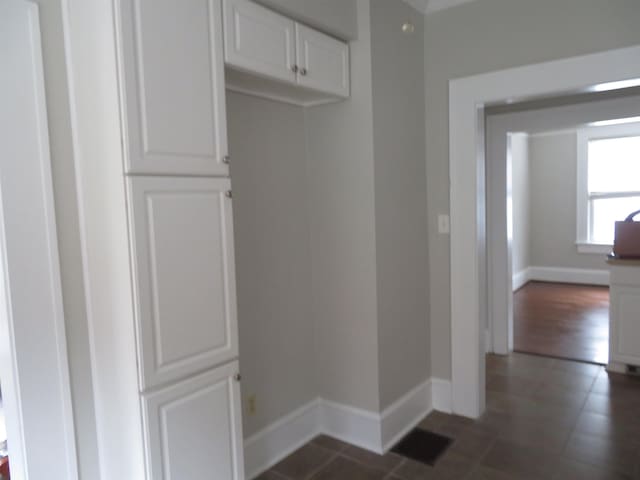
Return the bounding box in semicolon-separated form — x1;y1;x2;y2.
514;281;610;364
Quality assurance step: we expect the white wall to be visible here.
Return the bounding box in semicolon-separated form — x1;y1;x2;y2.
227;93;317;437
33;1;99;477
528;131;608;271
426;0;640;379
254;0;357;39
370;0;430;410
305;0;380;412
486;92;640;292
509;133;530;279
229;0;431;425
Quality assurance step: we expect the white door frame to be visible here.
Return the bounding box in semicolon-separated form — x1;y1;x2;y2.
0;1;79;478
449;44;640;418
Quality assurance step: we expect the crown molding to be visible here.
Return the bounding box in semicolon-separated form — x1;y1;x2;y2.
425;0;477;14
402;0;477;15
402;0;429;14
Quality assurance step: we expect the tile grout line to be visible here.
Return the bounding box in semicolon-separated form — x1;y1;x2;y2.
384;457;407;479
303;450;340;480
335;451;401;477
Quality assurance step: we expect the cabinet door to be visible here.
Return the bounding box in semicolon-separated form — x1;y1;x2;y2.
142;362;245;480
610;285;640;364
223;0;296;84
117;0;229;175
296;24;349;97
128;177;238;390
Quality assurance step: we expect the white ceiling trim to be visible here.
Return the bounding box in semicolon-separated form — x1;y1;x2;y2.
402;0;478;15
426;0;477;14
402;0;429;14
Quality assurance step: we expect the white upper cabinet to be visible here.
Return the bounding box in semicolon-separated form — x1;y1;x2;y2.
127;176;238;390
222;0;350;105
296;24;349;98
223;0;296;84
117;0;229;176
142;362;245;480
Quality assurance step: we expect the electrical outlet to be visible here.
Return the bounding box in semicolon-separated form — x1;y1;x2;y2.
248;395;257;415
438;214;450;234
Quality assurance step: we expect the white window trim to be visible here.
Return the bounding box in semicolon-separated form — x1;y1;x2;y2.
576;121;640;252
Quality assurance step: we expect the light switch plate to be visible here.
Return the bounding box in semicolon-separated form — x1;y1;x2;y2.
438;214;450;234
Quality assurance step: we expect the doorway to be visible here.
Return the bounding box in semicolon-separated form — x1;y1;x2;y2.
0;1;78;478
449;44;640;418
484;90;640;367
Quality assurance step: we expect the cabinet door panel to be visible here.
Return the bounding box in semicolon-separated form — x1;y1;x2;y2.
296;24;349;97
142;362;244;480
611;286;640;362
128;177;238;389
223;0;296;84
118;0;228;175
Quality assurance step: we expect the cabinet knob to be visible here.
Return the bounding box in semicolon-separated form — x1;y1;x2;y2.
225;190;233;198
222;155;230;165
234;373;242;382
300;67;308;76
291;65;298;73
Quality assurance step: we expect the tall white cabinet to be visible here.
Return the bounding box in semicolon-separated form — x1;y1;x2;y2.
68;0;244;478
608;260;640;372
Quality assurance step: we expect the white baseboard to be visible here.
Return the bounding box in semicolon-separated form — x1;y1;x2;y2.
430;378;452;414
512;268;531;291
380;380;432;452
245;380;434;478
244;399;321;480
527;266;609;286
319;398;382;454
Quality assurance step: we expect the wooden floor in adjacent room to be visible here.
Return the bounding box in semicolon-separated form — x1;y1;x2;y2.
514;281;610;365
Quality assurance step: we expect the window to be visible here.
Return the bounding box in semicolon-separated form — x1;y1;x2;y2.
577;122;640;252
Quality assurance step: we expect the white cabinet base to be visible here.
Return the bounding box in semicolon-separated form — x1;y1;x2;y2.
608;261;640;369
225;68;342;107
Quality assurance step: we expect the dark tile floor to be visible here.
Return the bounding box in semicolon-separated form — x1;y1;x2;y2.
257;353;640;479
514;282;610;364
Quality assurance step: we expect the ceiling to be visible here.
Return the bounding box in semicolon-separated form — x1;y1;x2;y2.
403;0;477;14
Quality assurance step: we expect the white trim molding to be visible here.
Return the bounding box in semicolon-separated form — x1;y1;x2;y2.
512;268;531;291
528;266;609;286
244;380;436;479
450;44;640;418
430;378;453;413
0;2;79;479
425;0;477;14
402;0;428;14
402;0;477;15
243;400;322;480
319;399;382;454
577;243;613;255
380;381;432;452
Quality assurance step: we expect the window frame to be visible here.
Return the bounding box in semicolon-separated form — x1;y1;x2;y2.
576;121;640;253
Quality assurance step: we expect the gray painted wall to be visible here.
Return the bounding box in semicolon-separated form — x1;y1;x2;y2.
254;0;358;39
529;131;608;271
305;0;381;412
227;93;316;437
425;0;640;379
229;0;431;422
370;0;430;409
486;93;640;291
510;133;530;277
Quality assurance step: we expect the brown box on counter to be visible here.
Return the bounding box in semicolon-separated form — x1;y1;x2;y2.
613;210;640;259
